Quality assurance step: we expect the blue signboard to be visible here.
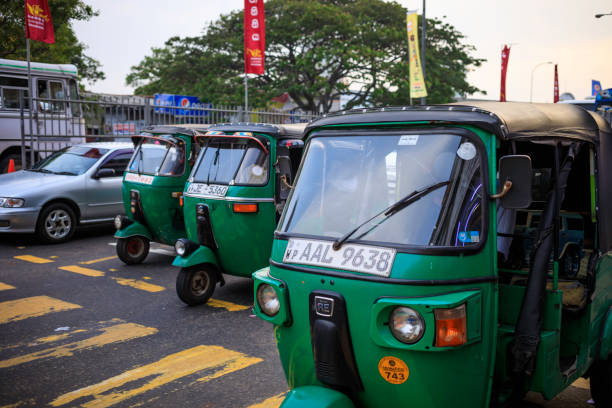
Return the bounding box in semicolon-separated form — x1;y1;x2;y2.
154;94;212;116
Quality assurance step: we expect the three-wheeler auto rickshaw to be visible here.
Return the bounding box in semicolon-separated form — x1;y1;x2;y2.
173;123;305;305
252;102;612;407
114;125;208;264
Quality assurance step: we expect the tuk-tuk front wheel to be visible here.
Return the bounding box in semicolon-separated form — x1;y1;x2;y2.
176;266;217;306
590;357;611;407
116;236;150;265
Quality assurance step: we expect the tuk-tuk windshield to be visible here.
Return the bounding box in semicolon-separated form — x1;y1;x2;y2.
128;135;185;176
192;139;269;185
279;133;484;249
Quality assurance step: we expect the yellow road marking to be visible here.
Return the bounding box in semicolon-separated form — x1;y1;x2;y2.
58;265;105;277
50;345;262;408
0;282;16;291
0;323;157;369
571;377;590;390
34;329;87;345
0;398;36;408
79;255;117;265
247;392;287;408
17;246;26;249
109;268;117;272
112;277;165;293
0;296;81;324
50;256;58;259
208;298;250;312
13;255;53;264
143;276;151;280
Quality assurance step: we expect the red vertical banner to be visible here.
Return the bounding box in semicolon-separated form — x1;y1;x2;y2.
244;0;265;75
553;64;559;103
25;0;55;44
500;45;510;102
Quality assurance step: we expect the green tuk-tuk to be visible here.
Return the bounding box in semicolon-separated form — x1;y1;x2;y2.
114;125;208;264
173;123;305;305
252;103;612;407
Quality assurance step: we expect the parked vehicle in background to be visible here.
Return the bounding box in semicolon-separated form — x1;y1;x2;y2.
0;58;85;173
113;124;209;265
0;142;133;243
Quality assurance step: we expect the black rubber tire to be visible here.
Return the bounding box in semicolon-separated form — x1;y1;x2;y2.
590;357;612;408
36;203;77;243
176;265;217;306
116;236;150;265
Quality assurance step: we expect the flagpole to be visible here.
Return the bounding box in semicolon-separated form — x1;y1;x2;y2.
244;74;248;122
26;38;34;166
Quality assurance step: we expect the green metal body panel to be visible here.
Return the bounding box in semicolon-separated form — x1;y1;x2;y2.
171;245;219;269
280;386;355;408
255;121;612;407
118;133;194;246
181;133;278;277
114;221;152;240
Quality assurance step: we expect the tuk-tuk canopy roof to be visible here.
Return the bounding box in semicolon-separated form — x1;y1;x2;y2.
132;124;211;145
207;123;307;140
305;102;611;144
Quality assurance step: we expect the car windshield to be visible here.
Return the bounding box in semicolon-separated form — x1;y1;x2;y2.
191;139;269;185
279;133;484;249
30;146;109;175
128;135;185;176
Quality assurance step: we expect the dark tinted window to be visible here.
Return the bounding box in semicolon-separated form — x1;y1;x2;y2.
101;152;133;175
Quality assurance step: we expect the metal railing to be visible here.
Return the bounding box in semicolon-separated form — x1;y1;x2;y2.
5;94;318;167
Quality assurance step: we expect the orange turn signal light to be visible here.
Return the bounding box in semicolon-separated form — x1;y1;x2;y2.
233;203;258;213
434;304;467;347
179;196;184;207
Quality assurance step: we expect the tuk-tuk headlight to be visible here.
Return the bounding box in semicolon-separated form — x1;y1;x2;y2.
389;307;425;344
256;284;280;316
175;239;186;256
114;215;123;230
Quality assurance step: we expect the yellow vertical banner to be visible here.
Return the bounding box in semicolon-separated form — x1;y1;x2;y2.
406;12;427;99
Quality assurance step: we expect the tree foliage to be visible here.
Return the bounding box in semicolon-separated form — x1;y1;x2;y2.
0;0;105;84
127;0;485;112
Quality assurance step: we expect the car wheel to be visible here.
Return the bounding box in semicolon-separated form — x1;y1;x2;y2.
36;203;76;243
590;357;612;408
116;236;150;265
176;265;217;306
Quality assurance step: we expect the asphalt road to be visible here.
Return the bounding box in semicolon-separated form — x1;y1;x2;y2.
0;226;596;408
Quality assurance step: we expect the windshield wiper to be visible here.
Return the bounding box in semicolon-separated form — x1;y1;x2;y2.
53;171;77;176
207;146;220;185
28;168;53;173
332;180;450;250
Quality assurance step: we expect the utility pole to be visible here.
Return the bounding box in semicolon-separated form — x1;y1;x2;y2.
420;0;426;105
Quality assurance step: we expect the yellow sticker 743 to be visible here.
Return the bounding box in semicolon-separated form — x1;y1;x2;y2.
378;356;409;384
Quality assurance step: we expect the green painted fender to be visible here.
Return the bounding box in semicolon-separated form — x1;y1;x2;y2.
172;246;219;270
599;306;612;360
114;222;152;240
280;387;355;408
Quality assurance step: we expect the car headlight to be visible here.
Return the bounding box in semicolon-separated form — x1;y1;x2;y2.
0;198;25;208
175;239;187;256
256;284;280;316
389;306;425;344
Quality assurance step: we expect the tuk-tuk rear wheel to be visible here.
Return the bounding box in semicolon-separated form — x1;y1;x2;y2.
590;357;611;407
116;236;150;265
176;266;217;306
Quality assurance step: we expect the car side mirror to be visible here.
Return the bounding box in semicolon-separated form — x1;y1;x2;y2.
94;168;116;179
494;155;533;209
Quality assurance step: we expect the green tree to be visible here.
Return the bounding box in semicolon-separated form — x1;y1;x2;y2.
127;0;485;111
0;0;105;84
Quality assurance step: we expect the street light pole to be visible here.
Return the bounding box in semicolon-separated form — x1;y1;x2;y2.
530;61;553;103
420;0;426;105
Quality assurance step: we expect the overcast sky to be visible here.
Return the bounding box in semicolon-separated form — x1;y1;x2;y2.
73;0;612;103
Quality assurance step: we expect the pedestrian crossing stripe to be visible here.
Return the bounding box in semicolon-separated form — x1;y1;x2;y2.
50;345;262;408
58;265;105;277
247;392;287;408
0;296;81;324
0;322;158;369
111;277;165;293
13;255;54;264
0;282;16;291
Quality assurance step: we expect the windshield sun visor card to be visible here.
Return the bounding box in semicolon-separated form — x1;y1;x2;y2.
398;135;419;146
458;230;480;243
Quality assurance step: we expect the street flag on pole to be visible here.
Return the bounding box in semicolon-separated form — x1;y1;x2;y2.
592;80;602;96
553;64;559;103
500;45;510;102
25;0;55;44
244;0;265;75
406;12;427;99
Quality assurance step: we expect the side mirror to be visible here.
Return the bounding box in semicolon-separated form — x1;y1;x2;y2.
94;168;116;179
275;145;293;213
495;155;532;209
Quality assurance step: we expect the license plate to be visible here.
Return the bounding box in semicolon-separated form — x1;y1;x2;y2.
187;183;228;197
125;172;154;185
283;238;395;277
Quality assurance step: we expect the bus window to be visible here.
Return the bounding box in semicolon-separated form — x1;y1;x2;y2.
37;79;65;112
68;79;80;116
0;76;29;110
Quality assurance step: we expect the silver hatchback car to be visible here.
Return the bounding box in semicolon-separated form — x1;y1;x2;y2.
0;142;134;243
